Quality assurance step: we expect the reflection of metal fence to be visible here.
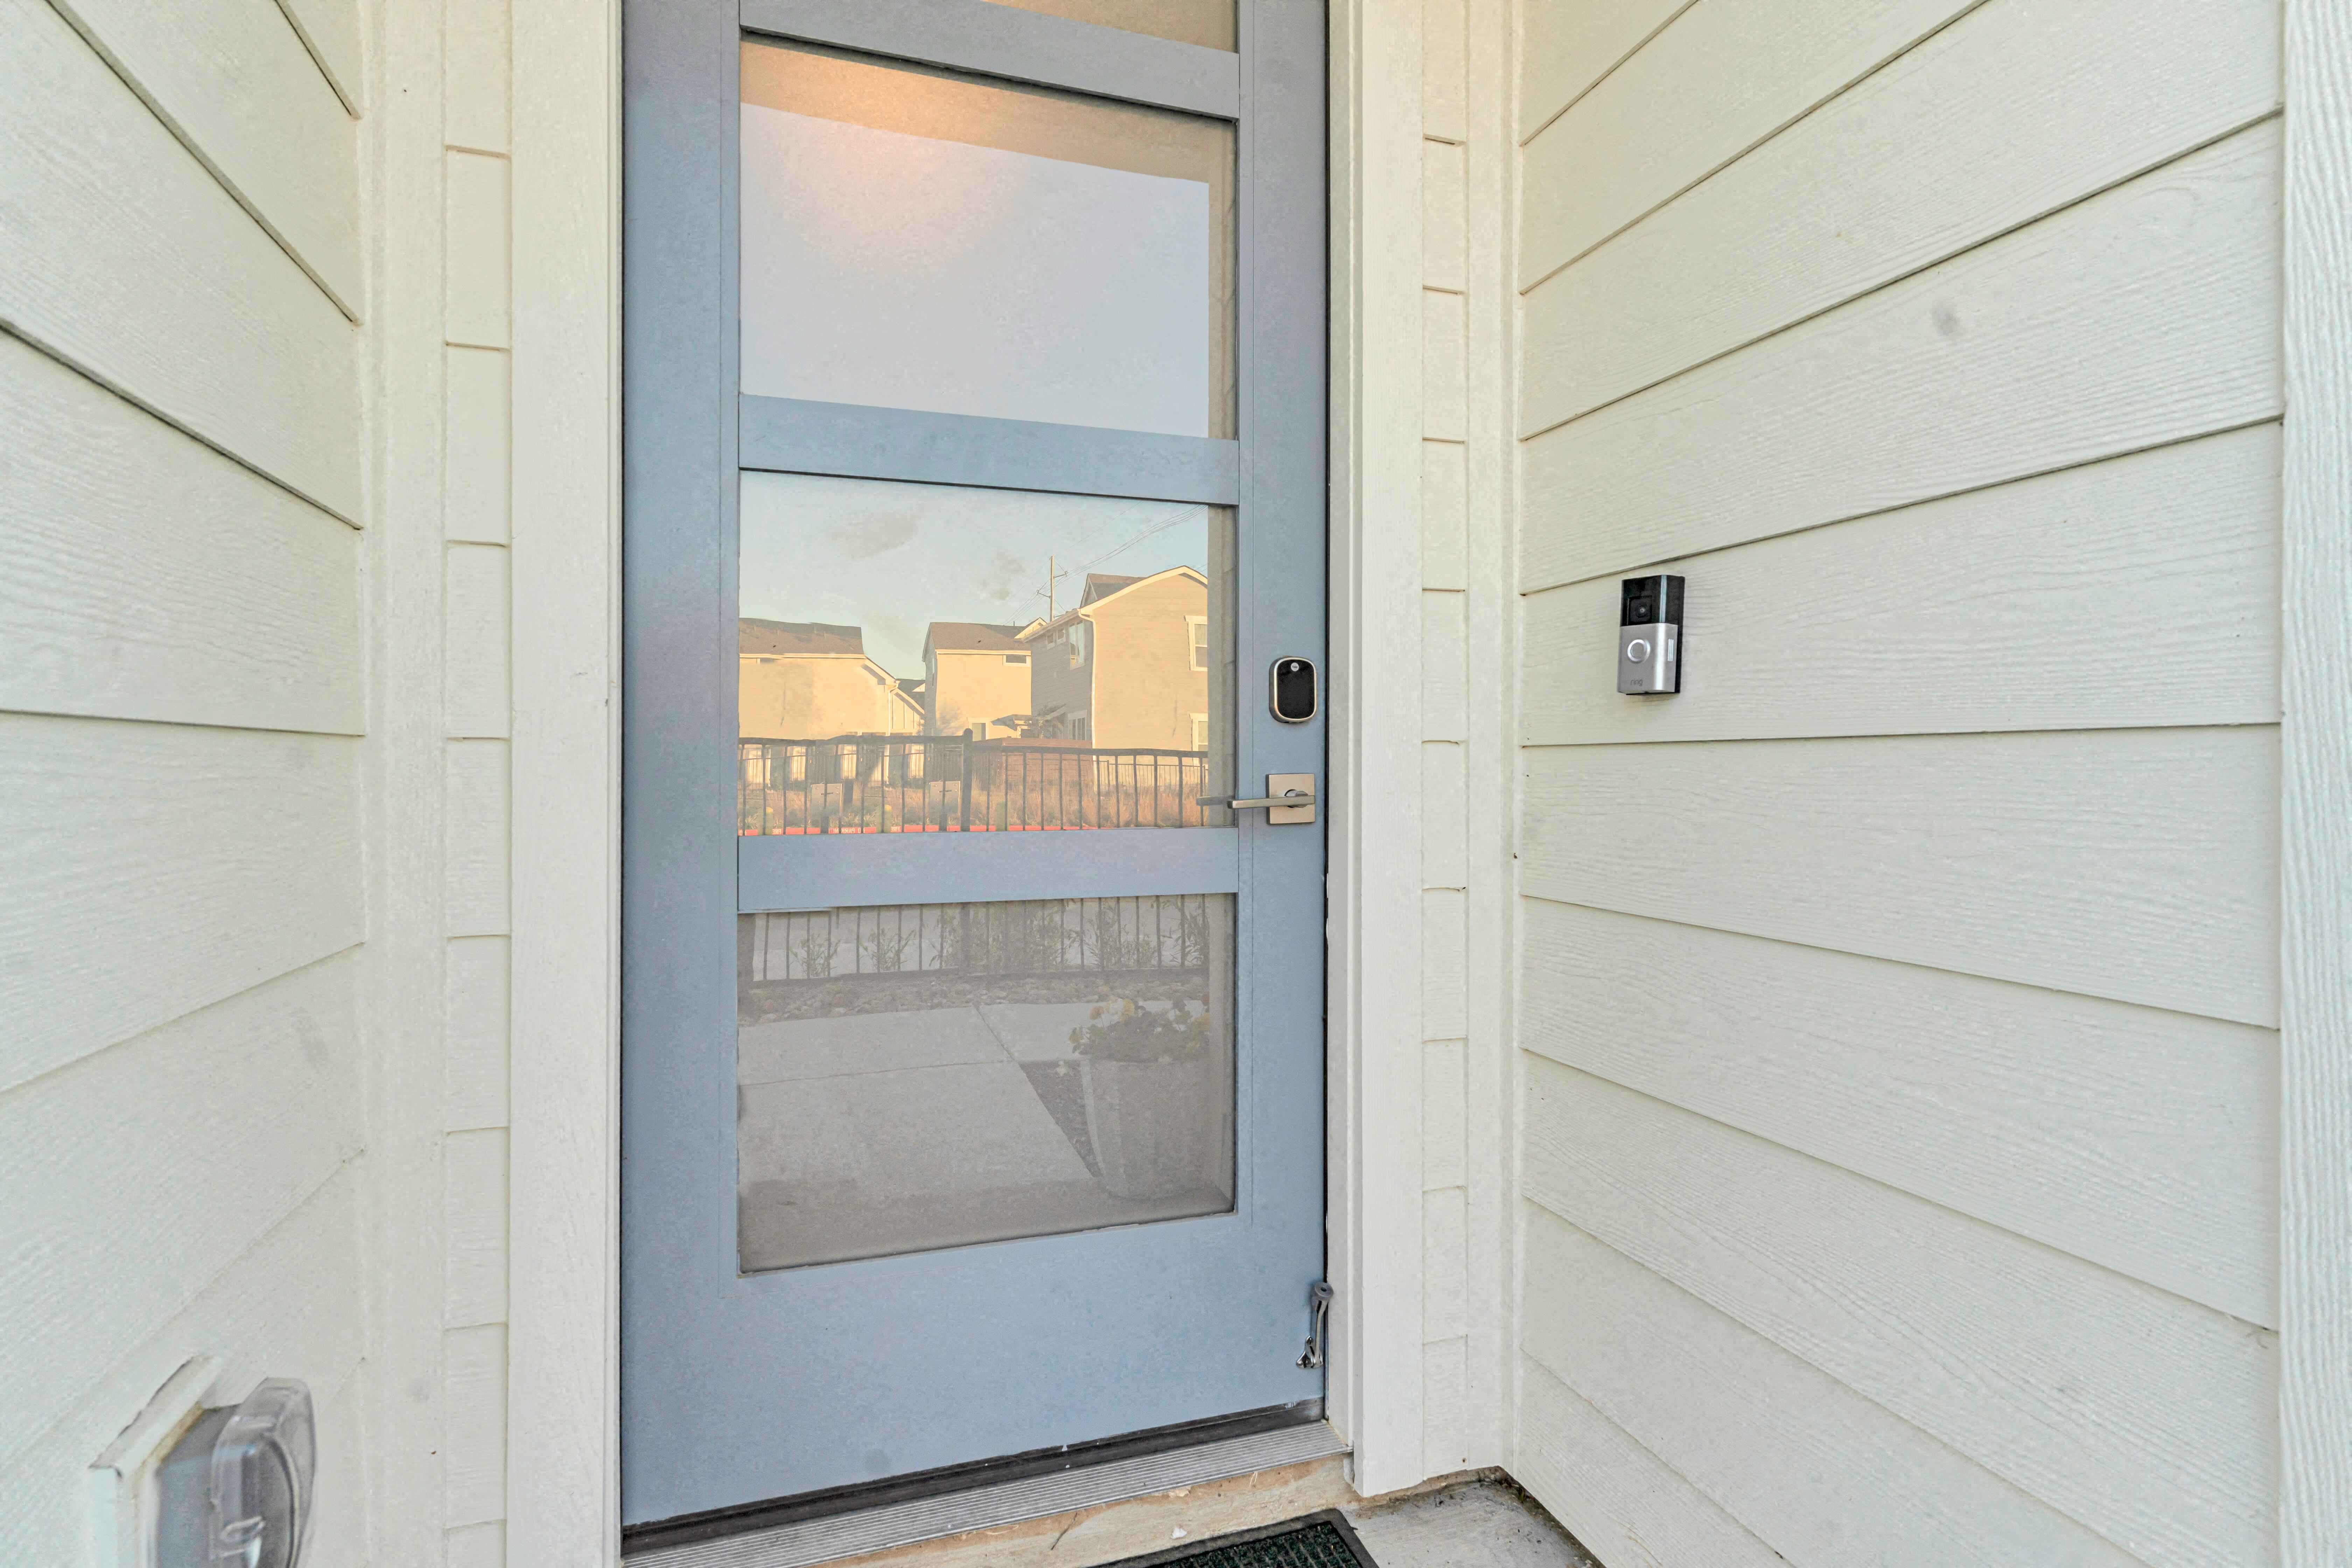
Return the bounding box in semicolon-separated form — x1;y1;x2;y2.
742;896;1214;983
738;737;1220;835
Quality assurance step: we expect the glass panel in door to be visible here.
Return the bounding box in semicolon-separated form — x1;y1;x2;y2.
740;38;1235;436
735;469;1240;1269
738;894;1235;1269
737;473;1237;830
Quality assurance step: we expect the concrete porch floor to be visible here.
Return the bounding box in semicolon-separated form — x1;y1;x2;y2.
821;1461;1598;1568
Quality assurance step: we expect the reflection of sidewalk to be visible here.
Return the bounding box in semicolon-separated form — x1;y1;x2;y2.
736;1003;1219;1272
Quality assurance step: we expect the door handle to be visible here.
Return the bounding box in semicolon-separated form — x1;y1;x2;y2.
1211;791;1315;810
1200;773;1316;824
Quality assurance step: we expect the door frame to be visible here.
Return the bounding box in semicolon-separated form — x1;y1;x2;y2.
615;0;1330;1524
492;0;1488;1555
496;3;1439;1559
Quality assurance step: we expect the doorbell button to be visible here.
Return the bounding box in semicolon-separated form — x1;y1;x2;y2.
1617;574;1685;696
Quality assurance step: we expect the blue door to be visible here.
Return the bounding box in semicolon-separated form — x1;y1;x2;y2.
621;0;1329;1530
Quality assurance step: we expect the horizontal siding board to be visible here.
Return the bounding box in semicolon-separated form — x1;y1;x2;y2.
0;715;361;1093
1421;0;1465;142
1522;0;2282;426
0;337;361;735
1422;890;1466;1040
1521;1206;2145;1568
300;1368;366;1568
447;740;513;937
1521;900;2277;1326
1522;121;2283;590
1420;439;1467;590
1523;426;2282;745
1422;139;1465;291
1423;1188;1468;1341
446;1524;508;1568
1422;289;1466;440
273;0;362;112
446;346;513;544
0;0;359;519
1523;1063;2277;1568
445;0;512;154
0;1164;363;1553
445;1323;510;1527
446;150;512;350
1514;1359;1789;1568
50;0;362;314
446;936;512;1131
1516;0;1693;143
1518;0;1975;286
1421;1038;1465;1189
446;543;513;739
1422;592;1467;741
1421;743;1468;887
1421;1335;1469;1475
445;1127;511;1328
0;956;360;1472
1522;726;2279;1026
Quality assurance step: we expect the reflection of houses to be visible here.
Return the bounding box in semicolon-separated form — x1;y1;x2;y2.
1024;568;1209;751
922;622;1034;738
739;619;922;739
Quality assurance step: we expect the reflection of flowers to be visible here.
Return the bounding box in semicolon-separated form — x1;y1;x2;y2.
1068;998;1211;1063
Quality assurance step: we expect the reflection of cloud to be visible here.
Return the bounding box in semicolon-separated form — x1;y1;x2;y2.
975;548;1026;603
828;509;919;560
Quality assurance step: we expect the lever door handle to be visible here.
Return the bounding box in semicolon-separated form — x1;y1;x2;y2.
1198;773;1316;823
1203;789;1315;810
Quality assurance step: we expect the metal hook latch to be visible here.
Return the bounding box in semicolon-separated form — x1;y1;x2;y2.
1297;1280;1336;1369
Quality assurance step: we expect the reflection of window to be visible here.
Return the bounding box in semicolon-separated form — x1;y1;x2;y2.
1190;713;1208;751
1076;716;1091;743
1004;653;1028;665
1187;616;1208;671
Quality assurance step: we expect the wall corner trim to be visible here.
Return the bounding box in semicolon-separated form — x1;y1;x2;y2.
1326;0;1430;1500
2279;0;2352;1560
503;0;624;1560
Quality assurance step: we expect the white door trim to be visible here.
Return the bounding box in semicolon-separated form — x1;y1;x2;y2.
505;0;623;1561
496;0;1480;1549
1324;0;1427;1498
2279;0;2352;1559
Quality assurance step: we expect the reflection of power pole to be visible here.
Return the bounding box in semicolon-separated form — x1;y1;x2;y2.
1037;554;1070;620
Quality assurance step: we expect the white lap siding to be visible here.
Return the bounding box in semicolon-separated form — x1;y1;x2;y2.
0;0;367;1558
1510;0;2285;1563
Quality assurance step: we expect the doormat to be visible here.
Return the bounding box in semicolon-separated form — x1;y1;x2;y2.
1101;1512;1378;1568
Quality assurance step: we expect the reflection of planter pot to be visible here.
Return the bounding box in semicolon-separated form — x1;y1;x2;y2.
1080;1058;1216;1200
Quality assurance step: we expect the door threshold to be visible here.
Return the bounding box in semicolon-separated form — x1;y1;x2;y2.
622;1404;1347;1568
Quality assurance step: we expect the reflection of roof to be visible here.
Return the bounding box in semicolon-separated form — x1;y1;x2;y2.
1027;565;1209;641
740;618;863;657
926;622;1029;653
1080;573;1143;606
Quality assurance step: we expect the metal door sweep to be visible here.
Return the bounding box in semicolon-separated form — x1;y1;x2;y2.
624;1406;1348;1568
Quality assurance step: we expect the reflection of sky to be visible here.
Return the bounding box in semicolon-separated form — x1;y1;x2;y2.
741;473;1209;680
741;105;1209;436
